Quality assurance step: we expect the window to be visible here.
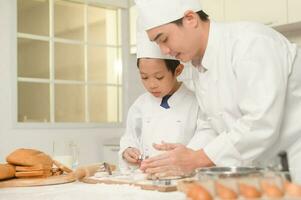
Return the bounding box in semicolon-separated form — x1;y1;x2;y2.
129;4;137;54
17;0;123;125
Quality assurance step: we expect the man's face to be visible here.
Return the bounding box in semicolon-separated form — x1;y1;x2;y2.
147;14;202;63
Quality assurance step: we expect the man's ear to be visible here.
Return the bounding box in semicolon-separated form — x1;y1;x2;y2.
183;10;199;28
175;64;184;77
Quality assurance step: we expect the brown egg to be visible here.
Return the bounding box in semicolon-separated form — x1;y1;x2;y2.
215;181;238;200
261;180;284;198
177;180;196;193
187;183;213;200
284;180;301;197
239;182;262;199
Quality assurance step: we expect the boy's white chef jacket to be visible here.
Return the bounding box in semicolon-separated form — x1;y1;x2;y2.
192;21;301;182
119;83;216;171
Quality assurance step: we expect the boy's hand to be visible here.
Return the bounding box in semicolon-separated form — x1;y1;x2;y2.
122;147;141;164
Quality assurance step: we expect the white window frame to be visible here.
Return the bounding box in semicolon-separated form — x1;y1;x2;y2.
12;0;130;129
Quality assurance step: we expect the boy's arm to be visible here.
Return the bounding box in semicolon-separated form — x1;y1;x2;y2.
118;103;142;172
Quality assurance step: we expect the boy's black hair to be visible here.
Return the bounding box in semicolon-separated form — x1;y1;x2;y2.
171;10;209;26
137;58;180;75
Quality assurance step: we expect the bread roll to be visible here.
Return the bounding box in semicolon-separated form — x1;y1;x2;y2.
0;164;15;180
6;148;53;167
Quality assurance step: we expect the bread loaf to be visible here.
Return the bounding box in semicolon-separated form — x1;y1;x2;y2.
0;164;15;180
15;170;52;178
16;164;52;172
6;148;53;167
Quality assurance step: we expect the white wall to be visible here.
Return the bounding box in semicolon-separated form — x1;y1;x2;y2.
0;1;144;165
283;29;301;46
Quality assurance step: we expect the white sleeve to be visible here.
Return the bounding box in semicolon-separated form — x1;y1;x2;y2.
118;101;143;171
204;36;294;166
187;108;218;150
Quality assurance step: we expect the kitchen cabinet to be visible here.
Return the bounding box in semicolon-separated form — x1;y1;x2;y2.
224;0;287;26
201;0;224;21
288;0;301;23
103;144;120;167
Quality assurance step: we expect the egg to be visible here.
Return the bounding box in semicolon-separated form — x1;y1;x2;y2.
177;180;195;193
238;182;262;198
261;180;284;198
187;183;213;200
215;181;238;200
284;180;301;197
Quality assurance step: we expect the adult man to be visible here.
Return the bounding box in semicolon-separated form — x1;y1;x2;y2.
136;0;301;182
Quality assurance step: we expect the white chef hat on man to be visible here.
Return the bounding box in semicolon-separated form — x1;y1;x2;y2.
135;0;202;31
136;17;174;60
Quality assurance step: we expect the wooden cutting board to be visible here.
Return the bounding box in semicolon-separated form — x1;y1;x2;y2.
0;173;76;188
81;176;177;192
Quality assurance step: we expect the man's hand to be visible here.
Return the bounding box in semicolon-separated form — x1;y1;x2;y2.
122;147;141;165
140;143;214;176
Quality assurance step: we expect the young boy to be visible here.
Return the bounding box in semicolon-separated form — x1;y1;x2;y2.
118;20;215;172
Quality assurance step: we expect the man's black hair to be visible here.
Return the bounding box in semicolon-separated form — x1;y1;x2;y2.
171;10;209;26
137;58;180;75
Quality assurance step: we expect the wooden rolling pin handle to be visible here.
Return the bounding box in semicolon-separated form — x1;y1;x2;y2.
74;164;102;180
53;160;73;173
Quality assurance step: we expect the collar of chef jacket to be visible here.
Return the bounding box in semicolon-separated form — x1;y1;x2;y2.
150;82;187;109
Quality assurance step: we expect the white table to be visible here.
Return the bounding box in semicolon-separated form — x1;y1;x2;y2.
0;181;186;200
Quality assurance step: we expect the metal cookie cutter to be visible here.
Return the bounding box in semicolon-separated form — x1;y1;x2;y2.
137;154;149;162
153;179;172;186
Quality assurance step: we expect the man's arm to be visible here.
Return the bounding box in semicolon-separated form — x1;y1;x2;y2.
140;143;214;176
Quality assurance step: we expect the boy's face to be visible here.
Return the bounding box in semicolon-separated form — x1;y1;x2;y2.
139;58;178;98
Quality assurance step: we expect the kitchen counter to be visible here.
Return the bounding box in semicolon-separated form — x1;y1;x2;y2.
0;181;186;200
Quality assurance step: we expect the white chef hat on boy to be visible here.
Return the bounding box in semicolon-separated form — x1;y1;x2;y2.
136;17;174;59
135;0;202;31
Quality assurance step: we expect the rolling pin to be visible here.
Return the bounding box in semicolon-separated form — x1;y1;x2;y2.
75;163;116;180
